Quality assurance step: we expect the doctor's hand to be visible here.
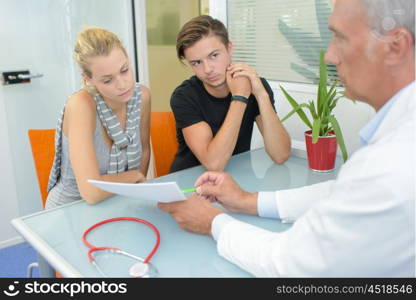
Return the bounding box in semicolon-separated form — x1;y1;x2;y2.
195;171;258;215
157;195;223;236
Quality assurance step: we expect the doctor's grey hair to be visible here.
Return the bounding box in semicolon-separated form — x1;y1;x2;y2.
359;0;415;44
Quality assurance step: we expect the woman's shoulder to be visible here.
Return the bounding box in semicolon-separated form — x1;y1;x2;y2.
139;83;150;97
139;83;151;104
65;90;96;117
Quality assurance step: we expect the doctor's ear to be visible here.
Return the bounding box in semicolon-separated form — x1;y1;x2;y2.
383;28;414;66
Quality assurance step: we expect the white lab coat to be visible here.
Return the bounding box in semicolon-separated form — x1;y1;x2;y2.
216;83;415;277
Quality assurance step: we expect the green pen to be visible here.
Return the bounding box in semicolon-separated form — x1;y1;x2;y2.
181;187;197;194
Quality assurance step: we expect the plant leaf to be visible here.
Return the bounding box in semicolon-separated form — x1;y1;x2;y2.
327;81;338;98
309;100;318;120
329;115;348;162
312;118;321;143
279;85;313;129
320;117;331;135
318;50;327;115
325;81;338;113
281;103;310;122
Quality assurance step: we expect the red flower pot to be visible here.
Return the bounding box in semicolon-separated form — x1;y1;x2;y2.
304;130;337;172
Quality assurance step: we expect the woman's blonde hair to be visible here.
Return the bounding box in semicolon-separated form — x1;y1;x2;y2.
74;26;127;89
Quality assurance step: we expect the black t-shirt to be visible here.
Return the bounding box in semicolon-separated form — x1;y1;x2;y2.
170;75;275;172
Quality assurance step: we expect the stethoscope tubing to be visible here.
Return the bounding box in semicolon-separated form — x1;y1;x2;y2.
82;217;160;265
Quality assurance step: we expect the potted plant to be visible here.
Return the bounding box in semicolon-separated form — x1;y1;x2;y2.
280;50;348;172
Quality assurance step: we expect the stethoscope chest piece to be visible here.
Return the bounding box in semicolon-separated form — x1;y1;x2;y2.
129;262;153;277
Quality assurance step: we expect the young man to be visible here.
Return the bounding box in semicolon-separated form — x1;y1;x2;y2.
160;0;415;277
170;15;291;172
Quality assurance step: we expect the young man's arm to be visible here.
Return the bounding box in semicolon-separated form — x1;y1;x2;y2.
255;90;291;164
228;62;291;164
182;73;251;171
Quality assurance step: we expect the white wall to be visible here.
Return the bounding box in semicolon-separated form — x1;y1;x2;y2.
0;85;21;247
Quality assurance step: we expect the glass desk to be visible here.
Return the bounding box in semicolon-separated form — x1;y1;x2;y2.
12;148;340;277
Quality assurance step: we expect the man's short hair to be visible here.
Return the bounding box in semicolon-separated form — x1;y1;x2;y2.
176;15;230;61
360;0;415;44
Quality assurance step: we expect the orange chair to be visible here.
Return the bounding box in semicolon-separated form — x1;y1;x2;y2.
27;129;56;208
28;129;62;277
150;111;178;177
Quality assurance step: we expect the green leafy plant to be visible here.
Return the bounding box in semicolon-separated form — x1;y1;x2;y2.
280;50;348;162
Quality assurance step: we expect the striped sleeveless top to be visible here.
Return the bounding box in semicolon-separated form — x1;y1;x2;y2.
45;83;142;208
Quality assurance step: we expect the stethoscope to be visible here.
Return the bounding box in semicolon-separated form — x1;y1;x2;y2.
82;217;160;277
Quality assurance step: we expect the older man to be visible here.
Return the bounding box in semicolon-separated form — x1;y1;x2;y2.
159;0;415;277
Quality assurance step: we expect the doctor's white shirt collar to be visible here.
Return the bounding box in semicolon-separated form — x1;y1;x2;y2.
359;81;416;146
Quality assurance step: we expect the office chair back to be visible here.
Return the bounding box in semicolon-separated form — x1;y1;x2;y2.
27;129;65;278
150;111;178;177
28;129;56;208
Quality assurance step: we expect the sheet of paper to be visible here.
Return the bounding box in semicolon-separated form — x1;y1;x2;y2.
88;180;186;203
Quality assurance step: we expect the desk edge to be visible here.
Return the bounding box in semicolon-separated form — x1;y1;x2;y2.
11;218;83;278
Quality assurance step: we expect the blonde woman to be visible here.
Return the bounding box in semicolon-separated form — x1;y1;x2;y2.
46;26;151;209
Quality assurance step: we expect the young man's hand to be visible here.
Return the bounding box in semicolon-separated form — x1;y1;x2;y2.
226;68;251;98
228;62;266;98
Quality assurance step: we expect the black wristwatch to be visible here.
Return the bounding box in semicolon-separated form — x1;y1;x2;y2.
231;95;249;104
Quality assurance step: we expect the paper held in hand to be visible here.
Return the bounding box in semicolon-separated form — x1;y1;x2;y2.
88;180;186;203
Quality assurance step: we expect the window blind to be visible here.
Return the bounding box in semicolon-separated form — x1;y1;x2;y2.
227;0;338;84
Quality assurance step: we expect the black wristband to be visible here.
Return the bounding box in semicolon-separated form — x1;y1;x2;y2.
231;95;249;104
